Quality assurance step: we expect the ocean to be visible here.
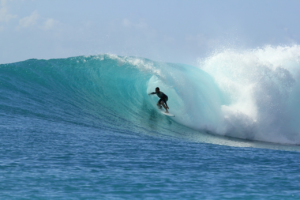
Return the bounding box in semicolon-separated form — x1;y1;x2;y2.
1;46;300;199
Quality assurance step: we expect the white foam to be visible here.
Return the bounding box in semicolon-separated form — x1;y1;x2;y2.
199;45;300;144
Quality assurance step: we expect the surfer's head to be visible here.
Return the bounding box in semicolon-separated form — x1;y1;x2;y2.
155;87;160;92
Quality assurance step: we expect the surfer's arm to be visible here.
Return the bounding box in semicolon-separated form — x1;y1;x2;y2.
148;92;156;95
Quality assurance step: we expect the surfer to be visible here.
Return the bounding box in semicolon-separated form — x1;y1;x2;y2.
149;87;169;113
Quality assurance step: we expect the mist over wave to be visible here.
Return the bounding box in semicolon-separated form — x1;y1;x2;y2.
199;45;300;144
1;45;300;145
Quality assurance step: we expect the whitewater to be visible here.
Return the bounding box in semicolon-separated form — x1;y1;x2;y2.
1;45;300;199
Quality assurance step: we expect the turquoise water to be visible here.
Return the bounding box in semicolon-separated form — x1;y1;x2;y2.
1;49;300;199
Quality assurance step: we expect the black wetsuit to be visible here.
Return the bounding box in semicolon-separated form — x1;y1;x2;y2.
151;91;168;106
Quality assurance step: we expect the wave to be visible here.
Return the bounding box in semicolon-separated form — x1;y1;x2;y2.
1;45;300;144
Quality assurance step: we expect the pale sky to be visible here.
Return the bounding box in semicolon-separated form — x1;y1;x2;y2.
0;0;299;65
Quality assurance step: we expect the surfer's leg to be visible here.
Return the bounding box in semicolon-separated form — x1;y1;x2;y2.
161;100;169;113
162;103;169;113
157;100;162;109
164;97;169;109
165;101;169;109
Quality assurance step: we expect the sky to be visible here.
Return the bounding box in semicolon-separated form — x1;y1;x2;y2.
0;0;300;65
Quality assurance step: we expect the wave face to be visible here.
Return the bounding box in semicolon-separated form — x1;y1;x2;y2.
0;55;216;139
1;46;300;144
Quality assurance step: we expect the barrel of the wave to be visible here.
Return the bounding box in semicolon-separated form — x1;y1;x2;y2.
146;62;225;132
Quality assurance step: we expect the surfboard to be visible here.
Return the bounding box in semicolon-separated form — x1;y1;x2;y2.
160;111;175;117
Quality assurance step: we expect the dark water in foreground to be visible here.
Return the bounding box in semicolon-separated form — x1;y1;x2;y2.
1;116;300;199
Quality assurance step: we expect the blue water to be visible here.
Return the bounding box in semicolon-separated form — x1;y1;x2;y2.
1;48;300;199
